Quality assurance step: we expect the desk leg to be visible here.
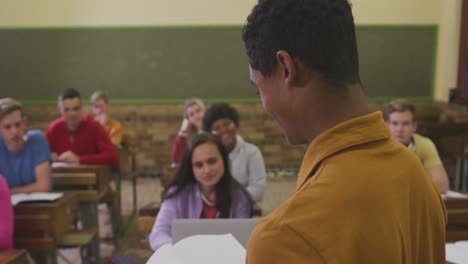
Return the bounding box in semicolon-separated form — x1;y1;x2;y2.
115;173;123;239
80;202;100;263
31;251;57;264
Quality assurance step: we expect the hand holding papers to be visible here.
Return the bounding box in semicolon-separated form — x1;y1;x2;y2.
146;234;246;264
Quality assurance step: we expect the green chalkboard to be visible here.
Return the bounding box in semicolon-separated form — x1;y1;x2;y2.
0;26;436;102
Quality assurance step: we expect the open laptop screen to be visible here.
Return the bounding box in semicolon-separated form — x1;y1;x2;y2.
172;219;258;247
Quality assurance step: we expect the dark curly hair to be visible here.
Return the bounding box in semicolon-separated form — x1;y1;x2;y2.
202;103;240;132
242;0;360;86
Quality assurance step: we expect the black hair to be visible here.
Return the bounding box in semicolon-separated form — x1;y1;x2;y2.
59;88;81;101
202;103;240;132
164;133;252;218
242;0;360;86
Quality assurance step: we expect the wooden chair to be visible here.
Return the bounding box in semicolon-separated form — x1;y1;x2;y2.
57;228;97;264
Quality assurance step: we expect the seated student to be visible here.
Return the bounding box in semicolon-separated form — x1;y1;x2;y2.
149;133;253;251
385;100;449;193
171;98;206;167
0;98;52;193
203;103;266;202
46;88;118;166
90;90;124;146
0;175;13;249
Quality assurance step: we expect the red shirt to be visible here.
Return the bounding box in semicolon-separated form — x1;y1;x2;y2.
46;114;119;166
171;134;187;165
201;202;218;219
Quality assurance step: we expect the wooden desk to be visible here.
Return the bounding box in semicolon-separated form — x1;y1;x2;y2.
0;250;28;264
52;162;113;197
444;195;468;242
51;163;114;262
14;193;78;261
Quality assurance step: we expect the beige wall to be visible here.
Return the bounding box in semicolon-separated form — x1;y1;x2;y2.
0;0;461;101
0;0;443;26
434;0;462;101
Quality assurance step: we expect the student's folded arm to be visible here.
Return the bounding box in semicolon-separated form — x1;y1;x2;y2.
426;164;449;193
149;198;178;251
10;161;51;193
246;148;266;202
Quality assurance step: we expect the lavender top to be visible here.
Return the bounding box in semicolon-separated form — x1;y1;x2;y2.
149;182;252;251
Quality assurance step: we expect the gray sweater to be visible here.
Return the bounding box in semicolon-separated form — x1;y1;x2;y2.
229;135;266;201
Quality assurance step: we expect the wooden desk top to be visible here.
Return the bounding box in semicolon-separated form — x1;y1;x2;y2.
0;250;28;264
52;162;113;194
14;193;79;249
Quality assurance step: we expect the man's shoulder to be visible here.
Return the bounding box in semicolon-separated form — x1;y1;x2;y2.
47;117;66;131
413;133;434;144
238;136;262;154
83;114;106;131
26;130;47;142
109;118;122;128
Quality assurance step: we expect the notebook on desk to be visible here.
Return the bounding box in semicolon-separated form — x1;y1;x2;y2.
11;192;63;206
172;219;258;247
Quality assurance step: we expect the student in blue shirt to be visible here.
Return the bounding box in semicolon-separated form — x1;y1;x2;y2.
0;98;52;193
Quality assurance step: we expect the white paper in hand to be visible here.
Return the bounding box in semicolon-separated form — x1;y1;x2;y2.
441;190;468;199
146;233;246;264
446;242;468;264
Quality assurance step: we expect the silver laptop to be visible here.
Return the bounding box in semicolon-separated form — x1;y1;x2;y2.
172;218;258;247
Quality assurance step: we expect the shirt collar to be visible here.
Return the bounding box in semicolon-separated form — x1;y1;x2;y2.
231;134;244;155
296;111;390;190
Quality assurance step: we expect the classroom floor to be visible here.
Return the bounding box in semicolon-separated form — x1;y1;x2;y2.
88;175;296;263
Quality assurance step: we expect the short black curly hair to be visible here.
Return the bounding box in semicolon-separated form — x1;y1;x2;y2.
242;0;360;86
202;103;240;132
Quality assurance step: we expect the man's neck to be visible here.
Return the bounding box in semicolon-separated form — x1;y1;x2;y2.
302;82;370;143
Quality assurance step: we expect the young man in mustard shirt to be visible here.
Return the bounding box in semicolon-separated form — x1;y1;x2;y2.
242;0;446;263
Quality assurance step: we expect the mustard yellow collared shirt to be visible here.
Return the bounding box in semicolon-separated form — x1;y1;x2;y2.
98;118;124;146
247;112;446;264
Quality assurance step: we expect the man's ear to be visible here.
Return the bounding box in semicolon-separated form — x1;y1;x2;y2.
276;50;296;86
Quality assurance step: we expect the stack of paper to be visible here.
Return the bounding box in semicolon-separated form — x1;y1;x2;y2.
146;234;246;264
442;190;468;199
446;241;468;264
11;192;64;206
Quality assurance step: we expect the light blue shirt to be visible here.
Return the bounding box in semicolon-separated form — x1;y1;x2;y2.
0;130;52;188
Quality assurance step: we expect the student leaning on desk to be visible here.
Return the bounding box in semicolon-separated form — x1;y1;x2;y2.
90;90;124;146
0;98;52;193
149;133;253;251
242;0;446;263
45;88;119;166
384;100;450;193
171;98;206;168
